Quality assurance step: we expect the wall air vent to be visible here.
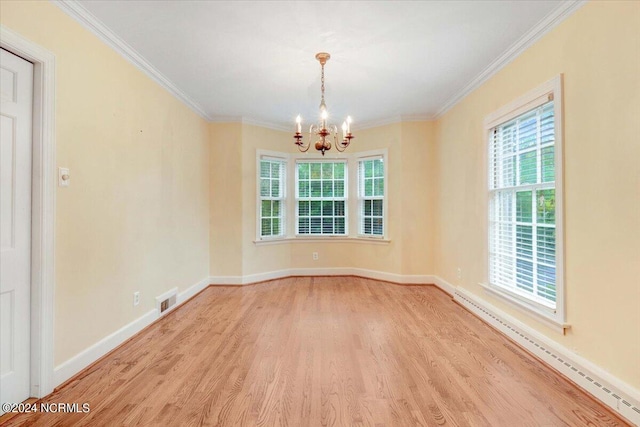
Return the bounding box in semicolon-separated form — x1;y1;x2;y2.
155;287;178;317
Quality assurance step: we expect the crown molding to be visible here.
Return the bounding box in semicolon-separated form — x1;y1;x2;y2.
52;0;586;128
434;0;586;119
241;117;291;132
208;115;243;123
52;0;212;121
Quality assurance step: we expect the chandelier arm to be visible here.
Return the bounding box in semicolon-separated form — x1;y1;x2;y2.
297;141;311;152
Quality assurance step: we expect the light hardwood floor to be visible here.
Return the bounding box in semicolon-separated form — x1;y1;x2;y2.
2;277;629;426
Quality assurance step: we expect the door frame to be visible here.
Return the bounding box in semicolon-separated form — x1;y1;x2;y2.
1;26;56;398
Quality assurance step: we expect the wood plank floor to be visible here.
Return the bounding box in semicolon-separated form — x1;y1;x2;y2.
2;277;629;426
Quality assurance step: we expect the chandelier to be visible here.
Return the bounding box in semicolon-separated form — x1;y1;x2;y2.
294;52;354;156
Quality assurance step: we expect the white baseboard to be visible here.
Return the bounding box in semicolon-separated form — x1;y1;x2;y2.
210;268;436;286
431;276;640;425
177;277;211;303
53;276;211;388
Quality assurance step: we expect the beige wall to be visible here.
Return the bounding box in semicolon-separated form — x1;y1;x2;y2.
209;121;436;278
1;1;211;365
434;1;640;388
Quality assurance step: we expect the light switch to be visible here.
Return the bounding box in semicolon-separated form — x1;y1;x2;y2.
58;167;70;187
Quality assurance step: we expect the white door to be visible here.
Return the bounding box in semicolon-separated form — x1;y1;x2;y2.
0;48;33;408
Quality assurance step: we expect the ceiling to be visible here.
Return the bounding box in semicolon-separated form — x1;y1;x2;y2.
69;0;574;129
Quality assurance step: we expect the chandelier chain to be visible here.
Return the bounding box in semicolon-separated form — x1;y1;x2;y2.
320;64;325;106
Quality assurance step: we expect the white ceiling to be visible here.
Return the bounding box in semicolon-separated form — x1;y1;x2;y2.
70;0;573;129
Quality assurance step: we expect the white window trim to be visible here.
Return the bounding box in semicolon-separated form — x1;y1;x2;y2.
355;150;388;239
255;148;389;243
256;150;288;241
295;158;349;236
482;75;567;330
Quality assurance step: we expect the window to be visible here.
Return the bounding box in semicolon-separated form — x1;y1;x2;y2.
358;157;384;236
259;157;286;238
486;76;564;325
296;161;347;235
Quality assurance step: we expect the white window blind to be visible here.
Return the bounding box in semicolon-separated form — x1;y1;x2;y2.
358;157;384;236
296;161;347;235
259;157;286;238
489;100;558;308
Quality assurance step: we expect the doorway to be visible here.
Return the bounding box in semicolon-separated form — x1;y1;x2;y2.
1;47;34;406
0;26;56;406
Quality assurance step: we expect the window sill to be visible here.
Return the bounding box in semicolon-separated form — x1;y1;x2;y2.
254;236;391;246
480;283;570;334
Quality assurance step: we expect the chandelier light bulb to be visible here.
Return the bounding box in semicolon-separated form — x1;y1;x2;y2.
296;115;302;133
342;122;347;139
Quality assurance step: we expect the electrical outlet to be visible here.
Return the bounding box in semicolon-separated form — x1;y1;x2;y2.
133;292;140;306
456;268;462;280
312;252;319;261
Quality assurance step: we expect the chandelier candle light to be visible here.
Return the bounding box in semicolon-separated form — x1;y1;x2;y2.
294;52;354;156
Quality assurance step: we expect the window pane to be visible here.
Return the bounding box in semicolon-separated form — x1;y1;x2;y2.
516;191;532;223
322;180;333;197
516;259;534;293
261;218;271;236
298;217;309;234
492;191;513;223
271;179;280;197
322;163;333;179
374;178;384;197
261;200;271;217
271;162;280;178
537;264;556;301
374;159;383;177
310;217;321;233
310;180;321;197
310;163;321;179
272;219;280;235
310;201;321;216
260;179;270;197
536;189;555;224
334;180;344;197
298;180;309;197
516;225;533;260
365;160;373;178
334;201;345;216
501;155;516;187
335;217;345;234
363;218;372;234
372;200;383;216
322;201;333;216
298;163;309;179
334;163;344;179
519;151;537;185
372;218;383;235
364;200;372;216
364;179;373;196
298;200;309;216
272;200;280;217
540;104;555;145
322;217;333;234
537;226;556;264
541;146;555;183
260;162;270;178
518;112;537;150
